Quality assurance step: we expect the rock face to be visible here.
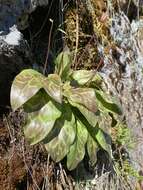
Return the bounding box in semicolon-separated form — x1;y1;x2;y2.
31;0;49;10
0;0;30;112
0;34;31;112
101;12;143;171
0;1;30;112
0;0;51;112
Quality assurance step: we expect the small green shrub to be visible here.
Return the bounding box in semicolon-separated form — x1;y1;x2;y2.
10;49;122;170
114;123;134;149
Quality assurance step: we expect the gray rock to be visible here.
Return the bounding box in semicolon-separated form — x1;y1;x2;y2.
0;0;34;112
0;0;30;33
0;0;49;33
101;12;143;172
0;43;31;112
31;0;49;11
0;0;56;111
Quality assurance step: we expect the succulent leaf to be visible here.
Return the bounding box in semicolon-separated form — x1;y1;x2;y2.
24;100;61;145
67;119;88;170
95;126;112;158
69;100;99;127
95;90;122;115
23;89;48;112
45;105;76;162
10;69;44;111
71;70;102;85
66;87;97;113
43;74;62;103
55;49;71;80
87;134;99;165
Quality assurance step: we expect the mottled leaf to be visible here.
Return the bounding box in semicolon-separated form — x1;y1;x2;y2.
67;120;88;170
24;100;61;145
87;135;99;165
45;105;76;162
65;87;97;113
43;74;62;103
95;127;112;158
55;48;71;80
71;70;102;85
95;90;122;115
11;69;44;111
69;100;99;127
98;112;112;134
71;70;95;85
23;89;48;113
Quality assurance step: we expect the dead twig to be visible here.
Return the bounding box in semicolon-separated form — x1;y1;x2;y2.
43;19;53;75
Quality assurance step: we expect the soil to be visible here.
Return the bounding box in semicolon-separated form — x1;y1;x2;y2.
0;111;74;190
0;110;114;190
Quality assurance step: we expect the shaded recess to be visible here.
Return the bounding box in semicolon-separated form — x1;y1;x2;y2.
0;1;64;115
19;1;63;75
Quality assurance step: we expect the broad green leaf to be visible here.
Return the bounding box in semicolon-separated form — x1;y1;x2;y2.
98;111;112;133
65;87;97;113
23;89;48;112
43;74;62;103
11;69;44;111
91;73;103;84
95;127;112;158
67;120;88;170
86;123;112;159
95;90;122;115
69;100;99;127
87;135;99;165
24;100;61;145
45;105;76;162
71;70;102;85
71;70;95;85
55;48;71;80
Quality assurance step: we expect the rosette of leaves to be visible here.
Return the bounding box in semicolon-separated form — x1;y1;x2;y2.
10;49;122;170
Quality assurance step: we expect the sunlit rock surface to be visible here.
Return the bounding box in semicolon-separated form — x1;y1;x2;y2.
101;12;143;171
0;0;34;111
0;0;49;33
0;29;31;111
